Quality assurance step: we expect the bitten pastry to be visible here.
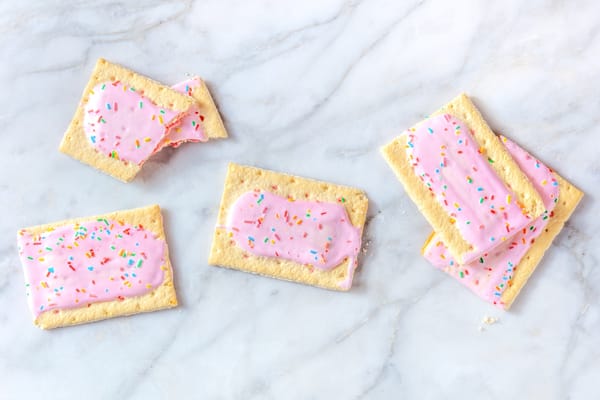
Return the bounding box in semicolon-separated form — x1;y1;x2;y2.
208;163;369;290
422;136;583;309
17;205;177;329
60;58;194;182
381;93;545;264
60;59;228;182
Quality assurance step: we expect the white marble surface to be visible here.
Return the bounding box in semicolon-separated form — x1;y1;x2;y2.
0;1;598;398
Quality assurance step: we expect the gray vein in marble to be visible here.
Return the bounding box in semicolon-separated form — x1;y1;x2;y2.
273;1;425;133
218;1;363;80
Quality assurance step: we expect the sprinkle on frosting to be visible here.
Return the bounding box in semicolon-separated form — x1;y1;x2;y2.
17;220;166;316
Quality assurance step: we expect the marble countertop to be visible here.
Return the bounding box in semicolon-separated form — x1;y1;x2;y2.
1;1;598;399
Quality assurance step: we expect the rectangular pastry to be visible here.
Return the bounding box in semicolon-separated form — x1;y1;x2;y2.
16;205;177;329
208;163;369;290
381;93;546;264
422;136;583;309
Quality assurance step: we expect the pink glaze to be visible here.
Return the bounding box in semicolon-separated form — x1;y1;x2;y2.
17;219;166;316
225;191;362;288
163;77;208;148
423;136;559;307
406;114;531;263
83;81;181;165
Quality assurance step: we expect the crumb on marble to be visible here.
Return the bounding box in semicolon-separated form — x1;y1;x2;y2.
478;315;499;332
361;239;372;254
482;315;499;325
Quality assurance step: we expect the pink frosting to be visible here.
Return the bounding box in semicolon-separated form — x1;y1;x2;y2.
83;81;181;164
225;191;362;289
163;77;208;148
83;78;208;165
423;136;559;307
17;219;166;317
406;114;531;263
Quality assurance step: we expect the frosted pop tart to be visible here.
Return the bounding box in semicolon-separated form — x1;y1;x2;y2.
60;59;228;182
381;93;545;264
208;163;369;290
422;136;583;309
60;58;195;182
17;205;177;329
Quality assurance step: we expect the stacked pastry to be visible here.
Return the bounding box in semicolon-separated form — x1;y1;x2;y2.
382;94;583;309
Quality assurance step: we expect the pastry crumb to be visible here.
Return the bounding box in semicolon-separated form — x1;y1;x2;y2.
478;315;499;332
361;239;372;254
